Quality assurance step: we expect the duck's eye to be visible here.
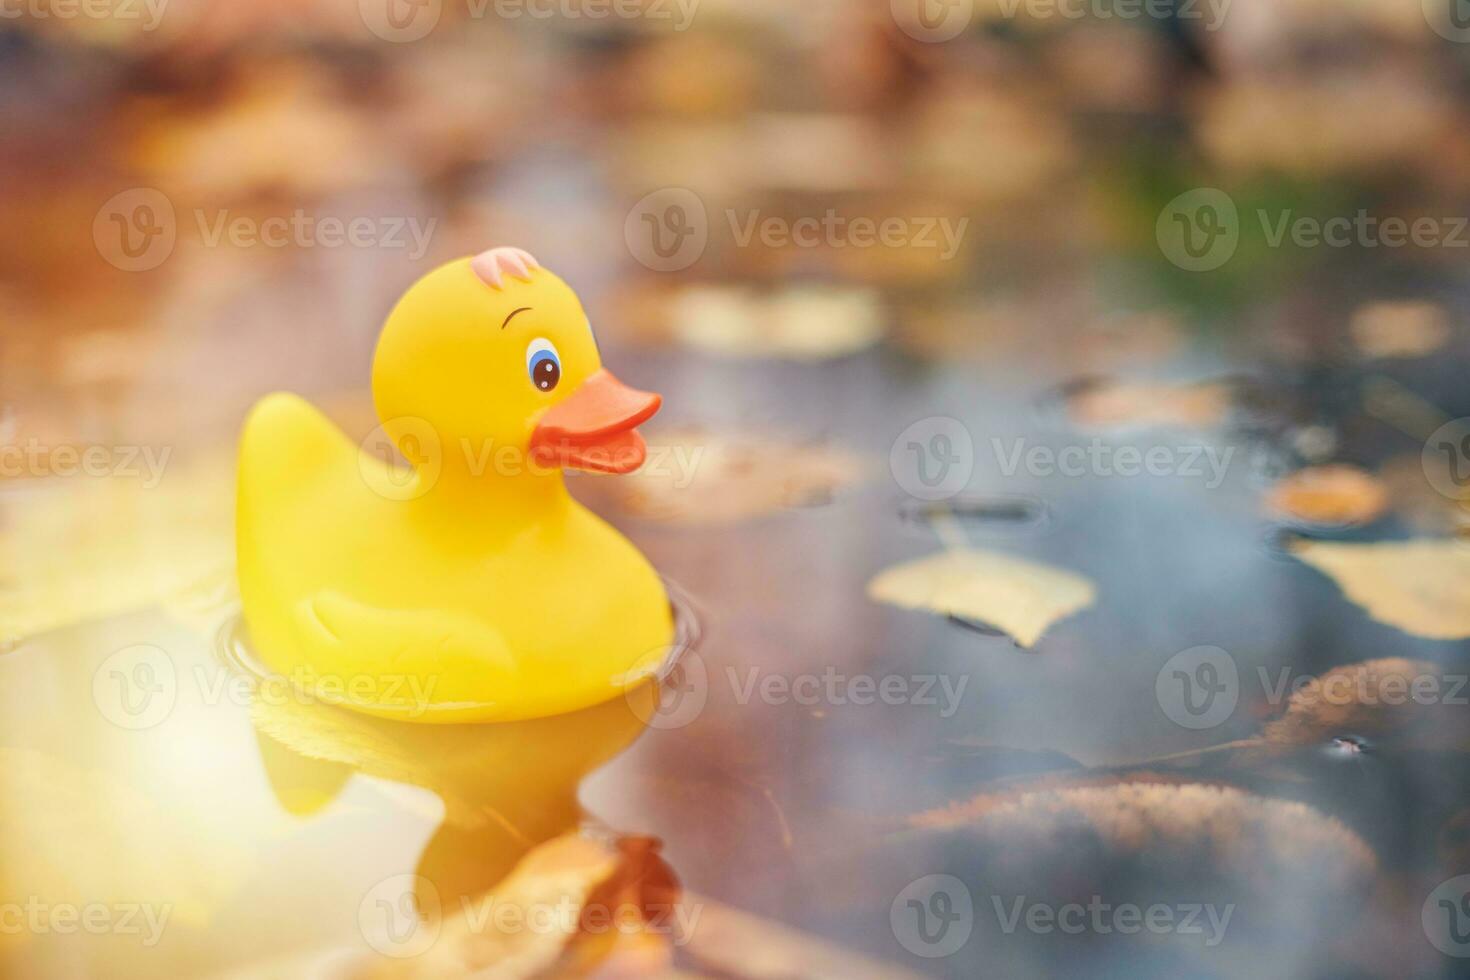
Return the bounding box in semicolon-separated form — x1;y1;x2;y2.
526;338;561;392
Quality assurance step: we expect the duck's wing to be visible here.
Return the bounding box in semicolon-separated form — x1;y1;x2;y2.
237;392;359;527
292;590;516;718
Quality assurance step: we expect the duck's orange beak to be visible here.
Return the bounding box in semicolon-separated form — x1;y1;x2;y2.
529;370;661;475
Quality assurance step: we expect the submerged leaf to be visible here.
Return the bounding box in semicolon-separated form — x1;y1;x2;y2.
1066;379;1231;431
1350;300;1450;359
1291;538;1470;640
1265;464;1389;527
867;548;1096;647
665;286;884;361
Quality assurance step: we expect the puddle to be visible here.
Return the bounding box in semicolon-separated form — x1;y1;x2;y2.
0;583;702;978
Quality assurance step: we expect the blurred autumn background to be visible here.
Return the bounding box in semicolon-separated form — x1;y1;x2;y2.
6;1;1470;978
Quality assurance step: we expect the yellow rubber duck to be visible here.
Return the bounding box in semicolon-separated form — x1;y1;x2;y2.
237;247;674;723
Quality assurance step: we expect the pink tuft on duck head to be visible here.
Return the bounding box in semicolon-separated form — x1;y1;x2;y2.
470;247;541;290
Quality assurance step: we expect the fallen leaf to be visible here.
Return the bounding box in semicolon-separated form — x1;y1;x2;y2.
1291;538;1470;640
1066;378;1232;431
666;286;884;361
867;548;1096;647
1265;464;1389;526
0;450;235;648
594;429;865;525
1351;300;1451;359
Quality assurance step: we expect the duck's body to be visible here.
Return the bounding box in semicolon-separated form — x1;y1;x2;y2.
237;249;674;723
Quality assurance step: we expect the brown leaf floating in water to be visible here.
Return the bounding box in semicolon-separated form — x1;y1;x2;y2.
1291;538;1470;640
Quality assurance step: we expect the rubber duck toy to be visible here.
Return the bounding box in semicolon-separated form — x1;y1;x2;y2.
237;247;674;723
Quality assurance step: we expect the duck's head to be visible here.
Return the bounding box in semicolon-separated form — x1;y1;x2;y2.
372;247;660;477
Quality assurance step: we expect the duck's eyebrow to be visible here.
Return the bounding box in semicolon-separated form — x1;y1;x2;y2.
501;307;532;329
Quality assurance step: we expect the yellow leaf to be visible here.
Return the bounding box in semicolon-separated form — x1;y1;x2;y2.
867;548;1096;647
1292;538;1470;640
